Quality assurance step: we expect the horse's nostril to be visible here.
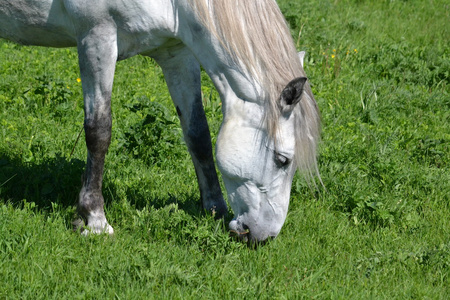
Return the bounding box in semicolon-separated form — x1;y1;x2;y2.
229;220;250;242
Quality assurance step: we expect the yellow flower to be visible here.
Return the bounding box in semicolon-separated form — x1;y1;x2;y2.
333;49;336;52
331;54;335;59
354;49;358;53
76;78;81;83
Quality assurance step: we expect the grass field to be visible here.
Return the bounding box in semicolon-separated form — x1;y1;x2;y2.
1;0;449;298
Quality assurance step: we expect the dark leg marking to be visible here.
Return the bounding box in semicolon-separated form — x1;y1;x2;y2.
186;95;214;162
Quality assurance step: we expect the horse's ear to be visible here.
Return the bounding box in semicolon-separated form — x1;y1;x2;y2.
279;77;307;114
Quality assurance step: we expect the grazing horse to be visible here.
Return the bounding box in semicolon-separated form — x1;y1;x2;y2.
0;0;320;242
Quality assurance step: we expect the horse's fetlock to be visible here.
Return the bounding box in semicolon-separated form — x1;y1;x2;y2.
78;191;104;217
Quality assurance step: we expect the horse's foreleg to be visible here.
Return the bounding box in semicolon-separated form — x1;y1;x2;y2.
153;47;228;218
76;27;117;235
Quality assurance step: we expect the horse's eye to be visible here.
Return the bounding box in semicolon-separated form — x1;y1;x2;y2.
274;151;291;167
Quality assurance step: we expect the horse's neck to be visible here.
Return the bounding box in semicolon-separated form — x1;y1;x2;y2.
177;14;262;120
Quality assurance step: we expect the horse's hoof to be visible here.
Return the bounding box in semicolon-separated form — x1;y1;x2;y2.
81;223;114;236
73;216;114;236
72;218;85;233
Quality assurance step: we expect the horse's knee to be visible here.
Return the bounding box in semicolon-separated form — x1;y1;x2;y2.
187;126;213;162
84;117;112;153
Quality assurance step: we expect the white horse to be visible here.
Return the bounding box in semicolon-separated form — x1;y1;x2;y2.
0;0;320;242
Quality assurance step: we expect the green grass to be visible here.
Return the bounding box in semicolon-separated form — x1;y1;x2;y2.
1;0;449;298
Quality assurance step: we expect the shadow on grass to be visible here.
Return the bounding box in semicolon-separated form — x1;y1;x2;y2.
0;152;84;210
0;152;212;219
104;179;209;218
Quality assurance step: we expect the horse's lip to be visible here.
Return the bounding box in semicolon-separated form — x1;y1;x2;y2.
229;229;250;243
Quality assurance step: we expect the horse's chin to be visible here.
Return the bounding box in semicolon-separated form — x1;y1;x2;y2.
228;210;285;244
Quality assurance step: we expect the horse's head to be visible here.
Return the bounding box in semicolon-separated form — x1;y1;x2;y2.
216;76;317;243
188;0;320;242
